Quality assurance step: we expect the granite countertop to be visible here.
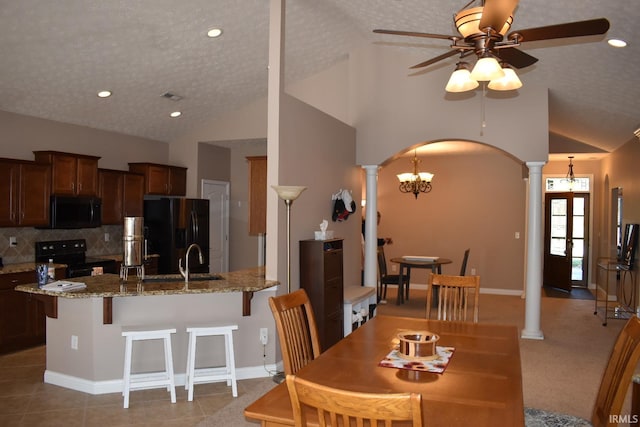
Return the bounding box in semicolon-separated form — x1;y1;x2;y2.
14;267;278;298
96;253;160;263
0;262;67;275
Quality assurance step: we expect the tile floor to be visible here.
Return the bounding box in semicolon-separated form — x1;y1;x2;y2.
0;345;261;426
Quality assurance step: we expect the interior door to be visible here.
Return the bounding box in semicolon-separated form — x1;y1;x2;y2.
543;192;590;291
202;180;229;273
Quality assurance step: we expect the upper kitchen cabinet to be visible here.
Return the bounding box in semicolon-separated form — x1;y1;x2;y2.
128;163;187;196
34;151;100;196
98;169;145;224
0;159;50;227
247;156;267;235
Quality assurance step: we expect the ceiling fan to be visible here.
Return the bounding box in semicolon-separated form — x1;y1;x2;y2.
373;0;609;92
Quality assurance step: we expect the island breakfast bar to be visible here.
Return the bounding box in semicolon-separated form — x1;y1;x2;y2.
15;268;278;395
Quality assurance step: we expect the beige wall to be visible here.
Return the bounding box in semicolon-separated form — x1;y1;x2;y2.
376;146;526;293
0;110;168;169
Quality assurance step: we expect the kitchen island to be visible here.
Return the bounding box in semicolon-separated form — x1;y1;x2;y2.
14;268;279;395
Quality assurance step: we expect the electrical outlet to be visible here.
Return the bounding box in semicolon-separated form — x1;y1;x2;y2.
471;267;477;275
259;328;268;345
71;335;78;350
9;236;16;247
391;264;398;273
104;233;110;242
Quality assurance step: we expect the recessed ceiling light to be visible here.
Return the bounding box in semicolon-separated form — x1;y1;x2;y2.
608;38;627;48
207;28;223;38
170;111;182;118
97;90;112;98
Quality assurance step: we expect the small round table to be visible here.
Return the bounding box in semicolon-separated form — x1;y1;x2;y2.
390;257;452;305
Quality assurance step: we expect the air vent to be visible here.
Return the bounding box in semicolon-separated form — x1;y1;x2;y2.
161;92;183;101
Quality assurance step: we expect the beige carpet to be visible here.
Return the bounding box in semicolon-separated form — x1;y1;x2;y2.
206;287;630;425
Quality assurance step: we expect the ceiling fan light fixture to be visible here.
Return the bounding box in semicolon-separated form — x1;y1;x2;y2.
455;7;513;38
470;55;505;81
487;65;522;90
445;62;479;92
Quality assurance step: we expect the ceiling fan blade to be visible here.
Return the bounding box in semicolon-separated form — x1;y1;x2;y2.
409;50;460;69
495;48;538;68
373;29;456;41
478;0;519;32
508;18;610;42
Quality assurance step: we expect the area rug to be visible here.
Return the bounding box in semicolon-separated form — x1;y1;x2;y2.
543;286;595;300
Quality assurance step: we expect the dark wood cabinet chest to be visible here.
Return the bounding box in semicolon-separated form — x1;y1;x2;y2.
299;238;344;350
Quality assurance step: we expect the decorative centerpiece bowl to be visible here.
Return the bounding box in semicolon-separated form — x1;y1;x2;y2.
397;330;440;360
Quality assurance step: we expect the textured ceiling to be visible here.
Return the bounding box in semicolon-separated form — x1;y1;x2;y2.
0;0;637;154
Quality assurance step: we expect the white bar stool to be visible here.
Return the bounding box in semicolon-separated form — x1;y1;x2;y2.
185;324;238;401
121;327;177;409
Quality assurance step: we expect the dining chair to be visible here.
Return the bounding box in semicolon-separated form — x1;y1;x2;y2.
377;246;409;301
460;248;470;275
525;315;640;427
286;374;423;427
426;273;480;323
268;289;322;375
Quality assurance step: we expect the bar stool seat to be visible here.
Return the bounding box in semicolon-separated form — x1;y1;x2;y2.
121;327;177;409
185;324;238;401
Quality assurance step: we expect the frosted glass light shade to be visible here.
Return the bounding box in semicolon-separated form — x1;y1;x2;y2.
397;173;414;182
271;185;307;201
397;172;434;183
446;68;479;92
488;67;522;91
470;56;505;81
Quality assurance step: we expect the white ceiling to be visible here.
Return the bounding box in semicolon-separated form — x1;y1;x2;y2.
0;0;637;154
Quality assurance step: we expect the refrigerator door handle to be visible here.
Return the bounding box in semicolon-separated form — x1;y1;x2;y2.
191;211;198;241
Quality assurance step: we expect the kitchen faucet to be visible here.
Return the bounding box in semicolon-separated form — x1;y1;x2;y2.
179;243;204;284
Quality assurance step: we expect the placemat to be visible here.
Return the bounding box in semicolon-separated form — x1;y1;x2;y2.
379;346;455;374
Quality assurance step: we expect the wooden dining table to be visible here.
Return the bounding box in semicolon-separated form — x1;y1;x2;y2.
390;256;453;304
244;315;524;427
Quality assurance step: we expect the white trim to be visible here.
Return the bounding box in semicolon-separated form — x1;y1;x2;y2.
386;283;524;297
44;364;277;395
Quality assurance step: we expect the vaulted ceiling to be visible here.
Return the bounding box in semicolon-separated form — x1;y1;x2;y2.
0;0;637;155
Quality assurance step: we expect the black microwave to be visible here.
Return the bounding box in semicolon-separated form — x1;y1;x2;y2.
45;196;102;229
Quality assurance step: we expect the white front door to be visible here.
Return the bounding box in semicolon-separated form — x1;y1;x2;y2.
201;180;229;273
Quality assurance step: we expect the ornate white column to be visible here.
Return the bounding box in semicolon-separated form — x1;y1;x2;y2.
362;165;379;290
522;161;545;340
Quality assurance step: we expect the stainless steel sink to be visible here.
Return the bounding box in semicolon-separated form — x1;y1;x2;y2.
142;274;223;283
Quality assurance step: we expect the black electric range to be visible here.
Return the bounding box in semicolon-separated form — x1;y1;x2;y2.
35;239;117;278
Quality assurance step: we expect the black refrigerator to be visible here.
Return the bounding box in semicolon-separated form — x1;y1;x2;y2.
143;198;210;274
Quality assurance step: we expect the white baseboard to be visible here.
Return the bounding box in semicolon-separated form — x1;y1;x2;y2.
44;363;278;395
388;283;524;297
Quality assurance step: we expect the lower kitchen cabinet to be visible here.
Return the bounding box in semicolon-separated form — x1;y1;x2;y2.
299;239;344;350
0;268;64;354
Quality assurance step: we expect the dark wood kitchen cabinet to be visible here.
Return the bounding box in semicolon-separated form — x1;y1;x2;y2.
0;158;50;227
247;156;267;235
128;163;187;196
98;169;144;224
34;151;100;196
299;238;344;350
0;267;64;354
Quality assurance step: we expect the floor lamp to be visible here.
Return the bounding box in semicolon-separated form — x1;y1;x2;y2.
271;185;306;385
271;185;307;293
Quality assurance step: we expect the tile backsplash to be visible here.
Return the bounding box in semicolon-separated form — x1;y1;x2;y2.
0;225;124;265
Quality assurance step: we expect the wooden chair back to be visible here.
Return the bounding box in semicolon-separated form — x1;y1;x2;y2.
426;273;480;323
286;374;423;427
591;315;640;427
460;248;470;276
268;289;321;375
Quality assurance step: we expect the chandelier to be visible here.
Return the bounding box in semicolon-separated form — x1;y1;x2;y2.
397;150;434;199
565;156;576;191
